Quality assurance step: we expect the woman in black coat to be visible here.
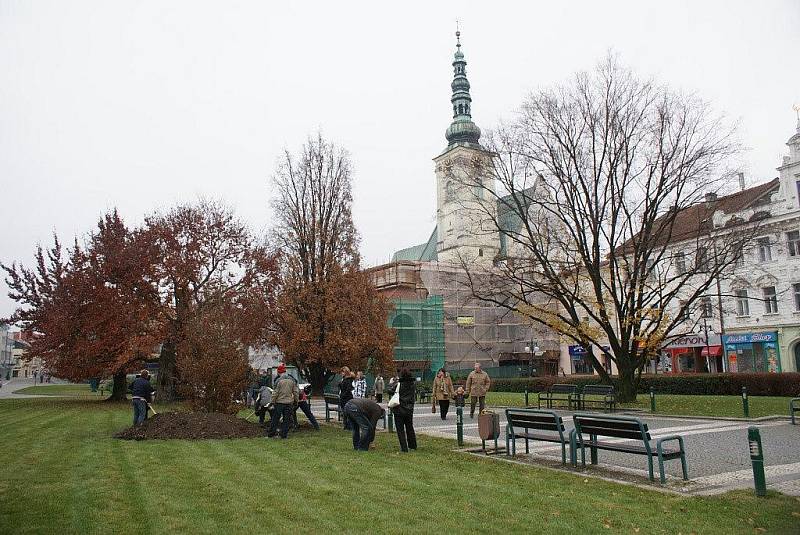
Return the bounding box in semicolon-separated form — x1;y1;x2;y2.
339;366;354;430
391;368;417;452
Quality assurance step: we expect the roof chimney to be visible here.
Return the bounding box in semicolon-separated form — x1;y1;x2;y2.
704;192;718;205
738;172;745;191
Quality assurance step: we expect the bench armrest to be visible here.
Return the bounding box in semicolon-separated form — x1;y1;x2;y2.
656;434;685;454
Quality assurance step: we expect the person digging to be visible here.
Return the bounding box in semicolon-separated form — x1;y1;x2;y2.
128;369;155;426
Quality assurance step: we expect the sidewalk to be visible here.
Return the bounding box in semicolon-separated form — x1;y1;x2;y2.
0;378;64;399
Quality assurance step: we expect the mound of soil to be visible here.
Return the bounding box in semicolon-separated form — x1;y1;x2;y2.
115;411;263;440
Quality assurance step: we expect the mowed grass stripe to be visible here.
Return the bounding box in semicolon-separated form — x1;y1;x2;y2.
1;398;798;534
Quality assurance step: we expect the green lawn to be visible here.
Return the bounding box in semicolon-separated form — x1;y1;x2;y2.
485;392;795;418
14;384;104;398
1;399;798;534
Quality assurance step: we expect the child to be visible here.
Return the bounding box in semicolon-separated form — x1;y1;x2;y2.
454;386;466;408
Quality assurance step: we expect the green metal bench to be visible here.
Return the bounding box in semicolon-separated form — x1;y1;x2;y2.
537;384;579;409
325;393;387;429
577;384;616;412
573;413;688;484
324;393;342;422
505;408;574;465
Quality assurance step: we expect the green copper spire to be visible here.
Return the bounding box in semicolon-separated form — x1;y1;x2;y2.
445;30;481;148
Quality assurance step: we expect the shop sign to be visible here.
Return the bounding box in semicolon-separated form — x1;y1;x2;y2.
665;334;721;349
456;316;474;327
568;345;609;359
722;332;778;345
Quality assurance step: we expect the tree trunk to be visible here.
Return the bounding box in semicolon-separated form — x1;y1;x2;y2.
616;365;639;402
106;370;128;402
157;340;177;401
308;363;332;395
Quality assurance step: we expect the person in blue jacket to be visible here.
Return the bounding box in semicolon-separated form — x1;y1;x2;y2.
128;370;155;425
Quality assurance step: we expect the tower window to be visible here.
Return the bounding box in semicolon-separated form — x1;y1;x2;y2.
478;248;483;257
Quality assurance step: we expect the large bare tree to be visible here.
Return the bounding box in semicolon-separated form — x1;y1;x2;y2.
271;134;394;392
454;58;747;400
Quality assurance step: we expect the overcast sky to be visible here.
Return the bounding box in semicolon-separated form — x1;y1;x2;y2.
1;0;799;319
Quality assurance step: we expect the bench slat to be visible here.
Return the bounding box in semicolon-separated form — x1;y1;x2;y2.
575;417;647;431
507;412;563;423
578;425;646;440
511;432;565;443
511;423;564;432
585;440;681;457
582;386;614;394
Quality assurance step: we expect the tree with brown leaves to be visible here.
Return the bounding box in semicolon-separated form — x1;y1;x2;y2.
145;200;280;403
271;134;395;393
2;211;160;400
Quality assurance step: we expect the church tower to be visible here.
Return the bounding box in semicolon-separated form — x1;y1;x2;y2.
434;31;499;266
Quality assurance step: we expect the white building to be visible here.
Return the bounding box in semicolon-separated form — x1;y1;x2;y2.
663;121;800;373
0;324;14;380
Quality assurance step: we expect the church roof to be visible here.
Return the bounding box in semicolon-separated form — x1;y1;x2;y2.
392;227;438;262
391;188;538;261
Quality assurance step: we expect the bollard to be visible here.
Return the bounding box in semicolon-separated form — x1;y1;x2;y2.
525;388;529;407
747;426;767;497
456;406;464;447
388;410;394;432
649;388;656;413
742;386;750;418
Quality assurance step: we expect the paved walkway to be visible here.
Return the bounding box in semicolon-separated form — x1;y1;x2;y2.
0;378;67;399
312;400;800;495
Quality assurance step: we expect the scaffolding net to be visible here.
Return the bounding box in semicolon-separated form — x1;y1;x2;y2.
388;296;445;374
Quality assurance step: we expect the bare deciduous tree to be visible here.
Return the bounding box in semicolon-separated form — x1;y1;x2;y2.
455;58;748;401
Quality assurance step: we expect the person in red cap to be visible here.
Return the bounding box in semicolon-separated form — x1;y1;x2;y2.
267;363;298;438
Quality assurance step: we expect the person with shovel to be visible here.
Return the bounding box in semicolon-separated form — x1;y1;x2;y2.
128;369;155;425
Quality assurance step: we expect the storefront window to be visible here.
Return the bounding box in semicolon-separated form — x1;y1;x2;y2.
723;332;781;373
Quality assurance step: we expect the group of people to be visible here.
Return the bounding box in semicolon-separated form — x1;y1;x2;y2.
254;363;320;439
127;360;493;454
339;367;417;452
338;362;492;453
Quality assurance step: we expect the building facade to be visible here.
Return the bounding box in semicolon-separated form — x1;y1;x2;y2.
0;324;14;380
661;121;800;373
370;33;561;376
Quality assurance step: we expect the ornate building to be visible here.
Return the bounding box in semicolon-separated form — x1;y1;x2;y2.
368;33;561;378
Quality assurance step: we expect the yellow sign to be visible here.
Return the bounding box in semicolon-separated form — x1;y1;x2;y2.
456;316;475;326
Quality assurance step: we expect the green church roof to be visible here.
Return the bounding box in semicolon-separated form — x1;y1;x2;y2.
392;227;438;262
391;189;536;261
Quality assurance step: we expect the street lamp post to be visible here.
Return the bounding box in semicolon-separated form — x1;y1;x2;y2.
702;316;711;373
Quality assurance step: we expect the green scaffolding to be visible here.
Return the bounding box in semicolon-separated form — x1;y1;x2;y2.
388;296;445;373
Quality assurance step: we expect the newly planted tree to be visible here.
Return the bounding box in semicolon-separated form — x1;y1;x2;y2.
271;134;394;393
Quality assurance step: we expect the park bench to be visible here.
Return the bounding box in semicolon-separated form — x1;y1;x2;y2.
573;413;688;484
323;392;387;429
418;389;432;403
324;393;342;422
576;384;616;412
505;408;574;465
791;398;800;425
537;384;579;409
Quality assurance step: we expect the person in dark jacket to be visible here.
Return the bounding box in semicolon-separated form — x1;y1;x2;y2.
390;368;417;452
343;398;385;451
295;385;320;430
128;370;155;425
268;364;299;439
338;367;355;430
